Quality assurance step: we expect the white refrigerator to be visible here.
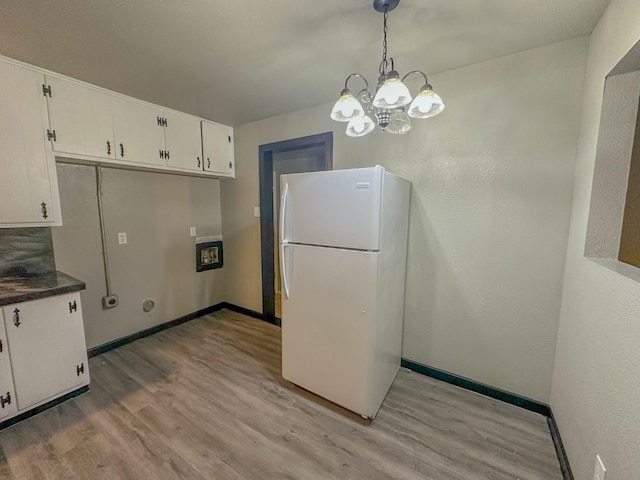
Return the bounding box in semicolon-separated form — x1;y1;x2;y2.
279;165;410;419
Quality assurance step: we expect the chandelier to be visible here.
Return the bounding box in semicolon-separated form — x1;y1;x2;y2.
330;0;445;137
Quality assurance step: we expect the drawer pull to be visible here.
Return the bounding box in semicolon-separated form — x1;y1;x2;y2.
12;308;20;328
76;363;85;376
106;140;111;155
41;202;48;220
0;392;10;408
69;301;77;313
120;143;125;157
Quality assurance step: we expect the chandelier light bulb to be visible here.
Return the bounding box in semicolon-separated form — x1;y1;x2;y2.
372;72;412;109
330;89;364;122
346;115;375;137
408;84;445;119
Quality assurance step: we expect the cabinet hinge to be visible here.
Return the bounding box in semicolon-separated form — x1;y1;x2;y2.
46;129;57;142
0;392;11;408
42;84;52;97
76;363;85;376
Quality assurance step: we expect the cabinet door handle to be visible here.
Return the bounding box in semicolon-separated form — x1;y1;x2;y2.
12;308;20;327
197;157;201;168
0;339;3;352
41;202;48;220
76;363;85;376
120;143;125;157
106;141;111;155
207;158;210;169
0;392;10;408
69;300;77;313
229;161;233;169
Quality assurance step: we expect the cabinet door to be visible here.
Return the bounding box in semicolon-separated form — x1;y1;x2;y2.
0;316;15;420
202;121;235;177
45;76;115;159
164;111;204;172
3;293;88;411
112;97;165;166
0;61;55;224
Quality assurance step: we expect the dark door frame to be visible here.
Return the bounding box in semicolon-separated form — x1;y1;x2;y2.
258;132;333;324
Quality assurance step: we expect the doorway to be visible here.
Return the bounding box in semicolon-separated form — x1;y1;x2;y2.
259;132;333;324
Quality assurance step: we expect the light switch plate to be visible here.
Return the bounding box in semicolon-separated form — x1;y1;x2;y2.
118;232;127;245
594;455;606;480
190;226;197;237
254;207;260;218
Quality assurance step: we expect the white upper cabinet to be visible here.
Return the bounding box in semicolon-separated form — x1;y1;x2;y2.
0;60;59;227
112;96;165;167
45;76;115;160
163;111;204;172
202;120;235;178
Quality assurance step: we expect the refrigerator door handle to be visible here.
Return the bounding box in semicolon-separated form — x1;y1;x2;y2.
281;243;291;299
280;182;289;244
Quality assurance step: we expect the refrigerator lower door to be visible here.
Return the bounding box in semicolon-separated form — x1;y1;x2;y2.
281;243;378;417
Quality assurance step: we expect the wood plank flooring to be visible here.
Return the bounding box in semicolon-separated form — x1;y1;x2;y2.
0;310;563;479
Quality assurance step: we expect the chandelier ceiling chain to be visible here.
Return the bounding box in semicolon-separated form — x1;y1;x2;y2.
330;0;445;138
379;7;389;76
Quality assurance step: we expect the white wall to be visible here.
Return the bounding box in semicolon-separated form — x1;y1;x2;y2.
221;38;588;402
550;0;640;478
52;163;226;348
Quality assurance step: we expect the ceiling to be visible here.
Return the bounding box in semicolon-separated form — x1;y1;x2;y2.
0;0;610;127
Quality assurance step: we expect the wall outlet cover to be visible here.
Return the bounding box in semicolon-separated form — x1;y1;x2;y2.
118;232;127;244
594;454;606;480
254;206;260;218
190;227;197;237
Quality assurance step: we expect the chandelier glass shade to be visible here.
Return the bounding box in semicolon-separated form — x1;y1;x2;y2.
330;0;445;137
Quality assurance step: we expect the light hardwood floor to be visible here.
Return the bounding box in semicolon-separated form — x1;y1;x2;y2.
0;310;562;479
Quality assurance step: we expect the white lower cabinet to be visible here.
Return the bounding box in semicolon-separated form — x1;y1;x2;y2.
1;293;89;416
0;320;16;420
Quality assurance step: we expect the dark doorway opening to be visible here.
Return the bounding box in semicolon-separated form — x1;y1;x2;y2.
259;132;333;324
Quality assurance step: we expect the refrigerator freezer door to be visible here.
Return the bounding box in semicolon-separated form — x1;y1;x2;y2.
281;244;378;417
280;166;383;251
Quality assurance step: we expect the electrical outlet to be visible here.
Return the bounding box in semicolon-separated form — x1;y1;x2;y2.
253;207;260;218
190;226;197;237
594;455;606;480
118;232;127;245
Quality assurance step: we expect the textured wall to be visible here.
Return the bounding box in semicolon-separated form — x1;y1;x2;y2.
221;38;587;402
550;0;640;478
52;163;226;348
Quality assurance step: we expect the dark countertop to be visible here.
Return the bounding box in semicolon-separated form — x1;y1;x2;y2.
0;272;85;307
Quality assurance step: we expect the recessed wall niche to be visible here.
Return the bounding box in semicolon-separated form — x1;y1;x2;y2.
585;39;640;275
